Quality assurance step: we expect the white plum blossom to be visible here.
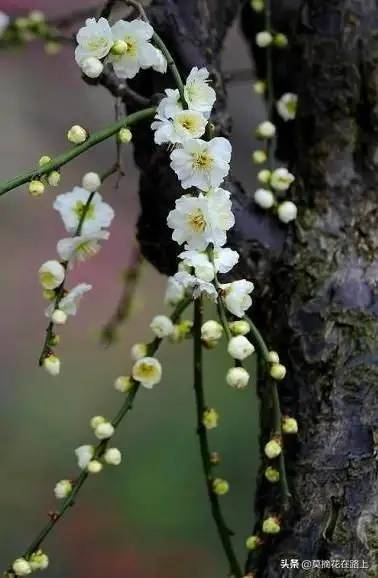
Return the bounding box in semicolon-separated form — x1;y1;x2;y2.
277;93;298;121
277;200;298;223
94;421;114;440
58;283;92;316
104;448;122;465
256;121;276;139
254;188;275;209
53;187;114;235
81;56;104;78
75;444;94;469
12;558;31;576
75;18;113;66
164;276;185;306
173;271;217;300
54;479;72;499
220;279;254;317
0;12;9;37
170;137;232;190
226;366;250;389
150;315;174;338
227;335;255;360
201;320;223;342
131;343;147;361
57;231;110;263
156;89;182;118
43;354;61;376
132;357;162;388
184;67;216;115
39;260;65;290
152;109;207;145
167;188;234;251
178;247;238;282
108;19;166;79
270;168;295;191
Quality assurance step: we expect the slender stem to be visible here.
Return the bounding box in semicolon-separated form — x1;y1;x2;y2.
193;299;242;578
0;107;156;196
152;32;186;103
5;297;191;574
265;0;274;169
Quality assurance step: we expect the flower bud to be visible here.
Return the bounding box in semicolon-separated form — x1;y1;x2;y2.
277;201;297;224
104;447;122;465
81;56;104;78
252;150;267;164
54;479;72;499
42;289;55;300
38;155;51;166
253;80;266;95
44;41;61;55
131;343;148;361
251;0;264;12
201;320;223;345
114;375;133;393
118;127;132;143
229;320;250;336
82;171;101;192
256;121;276;139
29;550;49;571
210;451;221;465
67;125;88;144
246;535;263;550
270;363;286;380
87;459;103;474
256;31;273;47
227;335;255;361
169;320;193;343
29;10;45;24
47;171;61;187
51;309;67;325
29;180;45;197
202;408;219;429
212;478;229;495
270;168;295;191
264;439;282;459
39;260;65;290
111;39;128;55
265;466;280;483
257;169;271;184
282;416;298;434
254;188;275;209
274;33;288;48
43;354;60;376
49;334;60;347
267;350;279;364
226;366;250;389
132;357;162;389
150;315;174;338
75;444;94;469
12;558;31;576
90;415;105;429
94;421;114;440
262;516;281;534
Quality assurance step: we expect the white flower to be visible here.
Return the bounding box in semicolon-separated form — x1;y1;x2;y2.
43;354;61;376
82;171;101;192
75;444;94;469
256;31;273;47
277;93;297;121
184;67;216;114
164;276;185;306
12;558;31;576
54;187;114;235
75;17;113;65
152;109;207;145
132;357;162;388
201;320;223;342
39;260;65;290
167;188;234;250
57;231;109;263
51;309;67;325
54;479;72;499
131;343;147;360
151;47;167;73
220;279;254;317
170;137;232;190
104;447;122;465
270;168;295;191
226;367;250;389
150;315;174;338
173;271;217;300
56;283;92;317
254;188;275;209
227;335;255;360
90;415;105;429
108;19;166;79
256;121;276;139
178;247;238;282
29;551;49;571
156;89;182;118
277;200;297;223
94;421;114;440
0;12;10;37
81;56;104;78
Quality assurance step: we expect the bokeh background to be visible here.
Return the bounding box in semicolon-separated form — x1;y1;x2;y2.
0;2;264;576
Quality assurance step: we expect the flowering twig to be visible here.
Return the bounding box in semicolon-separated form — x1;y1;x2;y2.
5;295;191;577
193;298;242;577
0;107;156;196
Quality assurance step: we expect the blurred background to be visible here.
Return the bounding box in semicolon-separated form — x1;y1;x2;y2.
0;1;264;576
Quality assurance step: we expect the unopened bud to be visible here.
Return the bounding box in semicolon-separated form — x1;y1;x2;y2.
264;438;282;459
270;363;286;380
282;416;298;434
118;127;132;143
67;125;88;144
29;180;45;197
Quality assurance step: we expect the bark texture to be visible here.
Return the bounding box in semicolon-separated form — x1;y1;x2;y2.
99;0;378;576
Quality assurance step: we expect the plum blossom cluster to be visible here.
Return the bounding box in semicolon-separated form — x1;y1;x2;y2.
38;172;114;376
74;17;167;80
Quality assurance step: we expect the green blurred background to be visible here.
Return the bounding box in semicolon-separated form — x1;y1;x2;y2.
0;2;263;575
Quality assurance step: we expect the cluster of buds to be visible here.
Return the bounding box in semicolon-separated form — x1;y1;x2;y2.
267;350;286;381
0;10;61;55
11;549;49;576
28;154;62;198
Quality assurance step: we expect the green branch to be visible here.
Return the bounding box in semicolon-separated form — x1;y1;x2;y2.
0;107;156;196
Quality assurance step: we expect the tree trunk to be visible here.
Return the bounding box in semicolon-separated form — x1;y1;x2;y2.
100;0;378;575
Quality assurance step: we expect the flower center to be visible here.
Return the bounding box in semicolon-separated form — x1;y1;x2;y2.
76;240;98;258
73;201;95;221
193;151;214;171
187;209;207;232
124;36;137;56
87;36;109;51
137;363;156;378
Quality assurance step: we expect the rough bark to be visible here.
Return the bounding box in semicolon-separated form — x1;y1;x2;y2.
99;0;378;576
